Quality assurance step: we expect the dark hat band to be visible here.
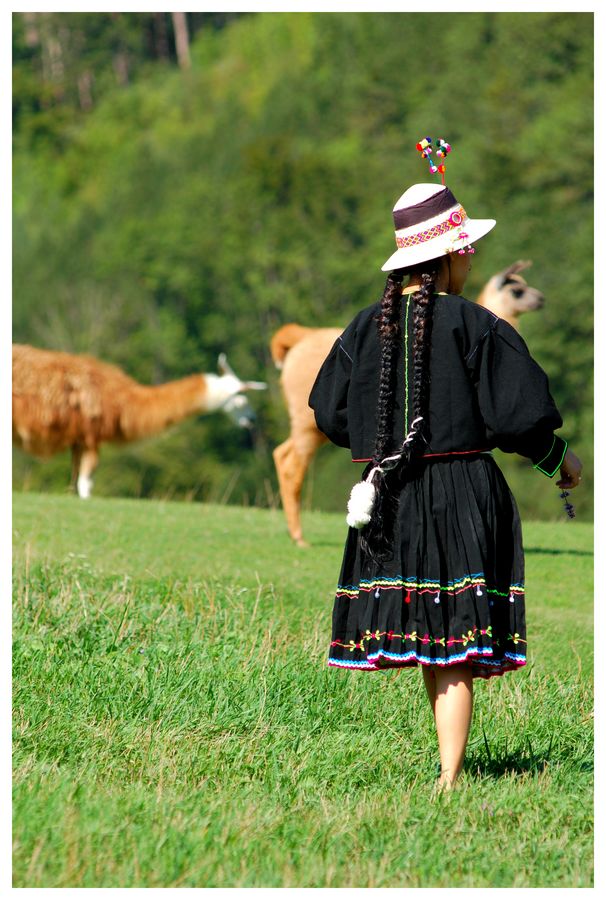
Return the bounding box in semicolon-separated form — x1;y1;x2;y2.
393;187;459;231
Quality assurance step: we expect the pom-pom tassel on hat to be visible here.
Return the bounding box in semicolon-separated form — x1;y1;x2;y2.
416;136;451;185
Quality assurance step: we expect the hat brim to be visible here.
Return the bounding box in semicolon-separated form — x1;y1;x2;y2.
381;217;496;272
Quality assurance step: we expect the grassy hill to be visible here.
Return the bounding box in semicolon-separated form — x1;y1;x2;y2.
13;492;593;887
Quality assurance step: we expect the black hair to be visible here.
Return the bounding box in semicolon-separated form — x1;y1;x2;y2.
360;260;440;560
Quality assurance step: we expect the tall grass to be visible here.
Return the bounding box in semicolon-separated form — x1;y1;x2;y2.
13;493;593;887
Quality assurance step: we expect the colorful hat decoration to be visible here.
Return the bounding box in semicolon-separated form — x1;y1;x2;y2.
416;136;451;183
380;136;496;272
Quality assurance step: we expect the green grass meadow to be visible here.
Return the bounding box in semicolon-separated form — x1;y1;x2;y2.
13;491;593;887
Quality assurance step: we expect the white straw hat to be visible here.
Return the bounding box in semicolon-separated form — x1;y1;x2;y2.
381;183;496;272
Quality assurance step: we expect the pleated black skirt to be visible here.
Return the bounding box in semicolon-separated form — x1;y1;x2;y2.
328;454;526;679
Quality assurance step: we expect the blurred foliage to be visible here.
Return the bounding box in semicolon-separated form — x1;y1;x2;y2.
12;11;593;522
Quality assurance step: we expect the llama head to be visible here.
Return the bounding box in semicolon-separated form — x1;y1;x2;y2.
203;354;267;416
490;260;545;319
217;353;267;392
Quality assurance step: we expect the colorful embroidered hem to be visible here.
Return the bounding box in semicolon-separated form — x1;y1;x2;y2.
328;644;526;679
329;570;526;680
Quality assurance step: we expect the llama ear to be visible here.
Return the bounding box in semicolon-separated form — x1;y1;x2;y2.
217;353;236;377
502;260;533;279
494;260;532;290
218;353;266;390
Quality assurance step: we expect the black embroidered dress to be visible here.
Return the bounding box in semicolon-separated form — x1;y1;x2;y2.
308;292;567;679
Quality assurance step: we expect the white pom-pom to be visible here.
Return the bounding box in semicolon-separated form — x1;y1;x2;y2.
346;480;377;529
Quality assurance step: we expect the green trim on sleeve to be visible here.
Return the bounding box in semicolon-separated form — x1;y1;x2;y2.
533;436;556;469
533;435;568;478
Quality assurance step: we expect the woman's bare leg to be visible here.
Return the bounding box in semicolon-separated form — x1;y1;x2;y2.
433;664;474;789
422;665;437;717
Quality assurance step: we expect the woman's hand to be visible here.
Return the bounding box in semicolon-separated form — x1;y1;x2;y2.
556;448;583;489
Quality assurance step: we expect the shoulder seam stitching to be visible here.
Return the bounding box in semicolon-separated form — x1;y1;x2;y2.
465;320;497;363
338;338;353;362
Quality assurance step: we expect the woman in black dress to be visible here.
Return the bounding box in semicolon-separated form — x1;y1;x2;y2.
309;180;582;790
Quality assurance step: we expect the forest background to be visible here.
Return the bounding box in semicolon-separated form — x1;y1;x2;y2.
12;11;594;522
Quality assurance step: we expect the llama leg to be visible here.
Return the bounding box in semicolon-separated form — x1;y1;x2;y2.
77;448;99;499
71;446;83;495
273;438;311;546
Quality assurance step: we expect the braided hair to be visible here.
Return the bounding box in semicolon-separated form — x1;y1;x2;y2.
360;260;439;560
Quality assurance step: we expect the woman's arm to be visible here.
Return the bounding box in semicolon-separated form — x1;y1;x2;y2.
467;318;570;477
308;334;353;449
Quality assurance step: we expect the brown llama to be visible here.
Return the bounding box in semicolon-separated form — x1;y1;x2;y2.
271;261;545;546
12;345;266;498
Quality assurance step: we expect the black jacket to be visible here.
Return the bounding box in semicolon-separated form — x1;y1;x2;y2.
308;292;567;477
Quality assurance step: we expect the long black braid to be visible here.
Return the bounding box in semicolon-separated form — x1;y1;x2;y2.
372;270;406;464
360;262;439;561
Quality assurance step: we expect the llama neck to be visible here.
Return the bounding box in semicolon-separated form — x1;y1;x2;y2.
497;313;520;331
476;292;520;331
121;374;230;441
475;288;490;309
